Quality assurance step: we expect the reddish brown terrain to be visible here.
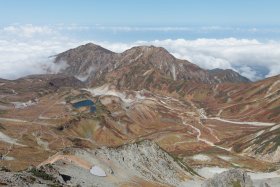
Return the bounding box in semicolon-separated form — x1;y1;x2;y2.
0;43;279;186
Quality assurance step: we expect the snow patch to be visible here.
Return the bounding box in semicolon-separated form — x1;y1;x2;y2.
266;80;280;97
217;155;232;161
129;52;143;64
196;167;227;178
192;154;211;161
32;132;49;150
256;130;265;137
270;124;280;132
0;131;25;146
209;117;275;126
171;64;176;80
3;156;15;160
90;166;107;177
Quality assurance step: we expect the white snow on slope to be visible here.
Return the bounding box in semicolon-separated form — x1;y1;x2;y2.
217;155;232;161
171;64;176;80
192;154;211;161
90;166;107;177
0;131;25;146
266;80;280;97
270;124;280;131
209;117;275;126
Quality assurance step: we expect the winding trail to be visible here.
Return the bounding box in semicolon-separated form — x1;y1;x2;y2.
178;99;234;151
180;113;231;152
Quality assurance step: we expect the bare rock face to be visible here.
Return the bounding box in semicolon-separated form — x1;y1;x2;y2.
208;68;251;83
91;140;197;186
117;45;210;83
54;43;117;81
202;169;253;187
0;165;65;186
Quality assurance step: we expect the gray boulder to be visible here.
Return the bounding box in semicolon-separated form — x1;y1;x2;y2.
202;169;253;187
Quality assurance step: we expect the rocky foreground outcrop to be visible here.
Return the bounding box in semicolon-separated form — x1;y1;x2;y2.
202;169;253;187
0;140;200;186
0;165;66;186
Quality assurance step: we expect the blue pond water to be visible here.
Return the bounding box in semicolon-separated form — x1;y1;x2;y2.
73;100;96;112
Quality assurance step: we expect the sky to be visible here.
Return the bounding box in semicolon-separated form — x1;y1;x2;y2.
0;0;280;80
1;0;280;26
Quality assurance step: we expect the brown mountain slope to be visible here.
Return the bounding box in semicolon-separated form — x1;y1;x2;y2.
54;43;250;87
208;68;251;83
54;43;117;81
0;79;271;173
185;75;280;122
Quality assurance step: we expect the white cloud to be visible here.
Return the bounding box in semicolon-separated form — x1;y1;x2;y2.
98;38;280;80
2;24;55;37
0;25;279;81
0;39;84;79
94;26;194;32
238;66;262;81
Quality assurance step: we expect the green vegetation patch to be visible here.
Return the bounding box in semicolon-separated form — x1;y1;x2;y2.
158;144;201;177
29;167;54;181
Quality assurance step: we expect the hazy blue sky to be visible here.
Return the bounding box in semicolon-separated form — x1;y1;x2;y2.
1;0;280;41
1;0;280;26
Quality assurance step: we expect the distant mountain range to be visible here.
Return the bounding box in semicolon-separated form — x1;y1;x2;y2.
54;43;251;88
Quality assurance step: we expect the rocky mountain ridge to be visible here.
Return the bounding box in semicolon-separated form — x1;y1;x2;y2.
54;43;251;88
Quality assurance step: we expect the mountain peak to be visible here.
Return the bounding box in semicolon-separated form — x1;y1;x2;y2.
208;68;251;83
122;45;176;64
74;43;114;54
54;43;117;79
126;45;172;55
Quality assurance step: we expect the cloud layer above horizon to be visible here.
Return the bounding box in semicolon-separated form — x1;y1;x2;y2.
0;24;280;81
